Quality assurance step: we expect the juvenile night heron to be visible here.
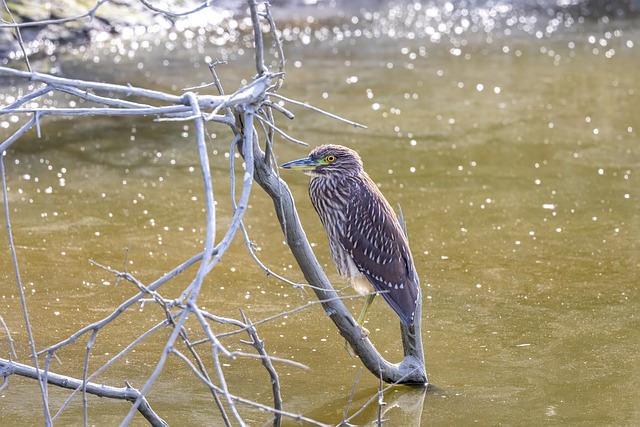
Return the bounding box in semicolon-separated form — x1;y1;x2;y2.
281;144;420;328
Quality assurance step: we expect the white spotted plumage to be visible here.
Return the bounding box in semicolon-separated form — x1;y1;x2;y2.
304;144;420;326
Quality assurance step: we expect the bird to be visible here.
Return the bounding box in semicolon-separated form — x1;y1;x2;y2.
281;144;420;329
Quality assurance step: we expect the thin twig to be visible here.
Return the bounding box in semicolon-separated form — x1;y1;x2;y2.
376;369;386;426
262;1;286;92
120;303;192;425
82;330;98;427
0;0;109;29
238;220;313;292
170;351;328;426
0;315;17;359
240;310;282;427
0;155;51;425
138;0;212;18
0;117;37;153
212;293;376;341
39;251;205;356
211;333;245;426
1;85;55;110
254;113;308;146
228;350;309;370
51;320;172;422
1;0;32;71
340;367;362;426
268;92;367;128
171;349;233;427
263;100;295;120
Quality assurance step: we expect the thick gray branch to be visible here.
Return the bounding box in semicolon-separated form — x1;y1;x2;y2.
0;358;167;427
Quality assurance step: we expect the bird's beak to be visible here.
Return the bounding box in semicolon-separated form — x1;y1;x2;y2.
280;156;319;171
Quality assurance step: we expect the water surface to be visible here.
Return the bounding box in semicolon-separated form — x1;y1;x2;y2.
1;2;639;425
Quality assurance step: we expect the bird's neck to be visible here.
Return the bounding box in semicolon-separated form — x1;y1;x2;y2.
309;173;355;208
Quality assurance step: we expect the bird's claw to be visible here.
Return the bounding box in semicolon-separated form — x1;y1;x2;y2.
343;325;371;358
360;325;370;338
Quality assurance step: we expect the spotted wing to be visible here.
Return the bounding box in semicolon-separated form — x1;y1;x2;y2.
339;176;419;325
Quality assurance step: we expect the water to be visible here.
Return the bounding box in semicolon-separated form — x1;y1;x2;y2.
1;2;639;425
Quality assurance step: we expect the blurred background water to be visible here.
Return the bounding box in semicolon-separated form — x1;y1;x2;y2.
1;1;639;425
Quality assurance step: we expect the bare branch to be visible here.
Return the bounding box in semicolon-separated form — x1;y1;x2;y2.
0;358;168;427
1;0;32;71
254;113;309;146
170;351;329;427
268;92;368;129
39;251;205;356
184;59;228;94
238;220;315;292
262;1;286;92
1;85;55;110
263;100;295;120
51;320;171;422
170;349;233;426
121;90;226;425
249;0;268;76
228;350;309;371
240;310;282;427
0;0;109;29
0;315;16;360
0;2;427;425
0;67;189;103
0;155;51;424
0;117;37;152
138;0;213;18
340;367;363;426
53;85;154;109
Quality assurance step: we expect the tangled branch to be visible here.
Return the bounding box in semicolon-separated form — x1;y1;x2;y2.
0;0;426;425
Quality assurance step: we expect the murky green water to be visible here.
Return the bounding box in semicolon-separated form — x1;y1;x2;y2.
1;2;639;426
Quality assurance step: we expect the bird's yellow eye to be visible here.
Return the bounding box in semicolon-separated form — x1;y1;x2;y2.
326;155;336;163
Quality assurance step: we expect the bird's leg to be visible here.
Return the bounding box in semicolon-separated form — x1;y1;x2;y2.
343;293;376;358
356;293;376;337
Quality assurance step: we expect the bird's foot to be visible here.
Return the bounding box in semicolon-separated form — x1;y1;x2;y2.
343;324;371;358
360;325;370;338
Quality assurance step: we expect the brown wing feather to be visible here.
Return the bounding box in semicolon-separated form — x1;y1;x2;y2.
339;174;420;325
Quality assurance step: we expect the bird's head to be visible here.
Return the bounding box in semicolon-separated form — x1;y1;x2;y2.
280;144;363;177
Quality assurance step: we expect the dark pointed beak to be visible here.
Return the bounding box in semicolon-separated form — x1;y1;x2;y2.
280;157;319;171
